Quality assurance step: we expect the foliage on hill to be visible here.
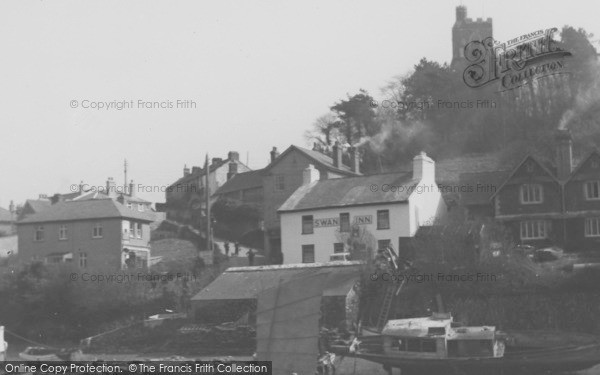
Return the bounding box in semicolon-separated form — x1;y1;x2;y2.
306;26;600;174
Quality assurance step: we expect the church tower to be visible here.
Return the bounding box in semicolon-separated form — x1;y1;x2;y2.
451;6;493;69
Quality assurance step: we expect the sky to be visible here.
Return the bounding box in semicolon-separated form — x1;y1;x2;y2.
1;0;598;207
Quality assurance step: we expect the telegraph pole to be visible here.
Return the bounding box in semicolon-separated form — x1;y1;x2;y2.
204;154;213;253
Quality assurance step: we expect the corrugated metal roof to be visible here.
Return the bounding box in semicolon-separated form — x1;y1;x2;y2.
278;172;416;212
192;262;362;301
17;198;155;224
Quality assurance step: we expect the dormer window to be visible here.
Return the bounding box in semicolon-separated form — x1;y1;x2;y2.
520;184;543;204
584;181;600;200
127;203;133;210
138;204;144;212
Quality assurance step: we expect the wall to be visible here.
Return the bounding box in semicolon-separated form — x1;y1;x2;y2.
280;203;410;264
18;219;127;270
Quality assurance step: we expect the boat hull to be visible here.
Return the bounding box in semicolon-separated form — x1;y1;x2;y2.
331;343;600;374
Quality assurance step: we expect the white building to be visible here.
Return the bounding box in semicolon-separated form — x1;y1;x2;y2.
278;152;447;264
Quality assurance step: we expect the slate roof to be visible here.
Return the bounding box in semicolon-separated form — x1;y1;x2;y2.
459;171;511;205
168;158;236;188
271;145;360;176
214;169;265;195
24;199;51;213
191;262;361;301
17;198;155;224
278;172;416;212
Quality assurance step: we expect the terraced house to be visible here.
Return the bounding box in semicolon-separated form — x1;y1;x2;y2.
462;129;600;252
17;198;155;270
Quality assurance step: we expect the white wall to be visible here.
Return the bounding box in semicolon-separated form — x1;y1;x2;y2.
280;203;410;264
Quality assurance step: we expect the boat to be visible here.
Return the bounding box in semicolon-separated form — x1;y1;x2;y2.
330;313;600;375
18;346;79;361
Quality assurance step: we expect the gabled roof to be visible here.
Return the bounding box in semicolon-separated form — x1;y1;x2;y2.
0;207;15;222
490;155;560;200
214;169;265;196
278;172;416;213
565;149;600;183
268;145;359;176
24;199;51;213
17;198;155;224
191;262;361;301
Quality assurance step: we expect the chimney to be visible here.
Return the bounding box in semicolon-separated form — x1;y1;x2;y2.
456;5;467;21
332;141;342;169
211;157;223;166
556;129;573;180
192;166;202;175
349;146;360;174
183;164;190;177
78;181;85;194
227;162;238;180
228;151;240;161
129;180;135;197
106;177;117;198
9;200;15;214
303;164;320;185
270;147;280;163
413;151;435;181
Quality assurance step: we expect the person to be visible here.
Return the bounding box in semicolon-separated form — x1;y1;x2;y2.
224;242;230;256
234;242;240;256
247;248;255;266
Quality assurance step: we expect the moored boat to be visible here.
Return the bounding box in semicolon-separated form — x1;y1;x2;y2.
330;313;600;375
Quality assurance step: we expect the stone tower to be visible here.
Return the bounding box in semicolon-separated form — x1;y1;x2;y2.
451;5;493;69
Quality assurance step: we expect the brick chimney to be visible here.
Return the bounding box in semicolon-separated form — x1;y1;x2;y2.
413;151;435;182
183;164;190;177
106;177;117;198
228;151;240;161
129;180;135;197
227;162;238;180
349;146;360;174
211;157;223;166
556;129;573;181
303;164;320;185
332;141;342;169
270;147;280;163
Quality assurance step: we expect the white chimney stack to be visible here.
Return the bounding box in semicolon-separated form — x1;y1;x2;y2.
303;164;320;185
412;151;435;182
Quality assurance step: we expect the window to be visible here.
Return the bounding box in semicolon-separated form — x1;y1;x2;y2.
138;203;144;212
340;213;350;232
520;220;548;240
378;239;391;250
34;226;44;241
136;223;142;238
92;222;103;238
79;252;87;268
127;203;133;210
130;221;135;238
302;215;313;234
333;243;345;253
302;245;315;263
520;184;543;204
59;225;68;240
377;210;390;229
274;175;285;191
585;218;600;237
584;181;600;200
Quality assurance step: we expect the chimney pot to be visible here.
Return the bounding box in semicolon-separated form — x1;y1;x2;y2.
556;129;573;180
332;142;342;169
349;146;360;174
413;151;435;181
183;164;190;177
270;147;280;163
129;180;135;197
